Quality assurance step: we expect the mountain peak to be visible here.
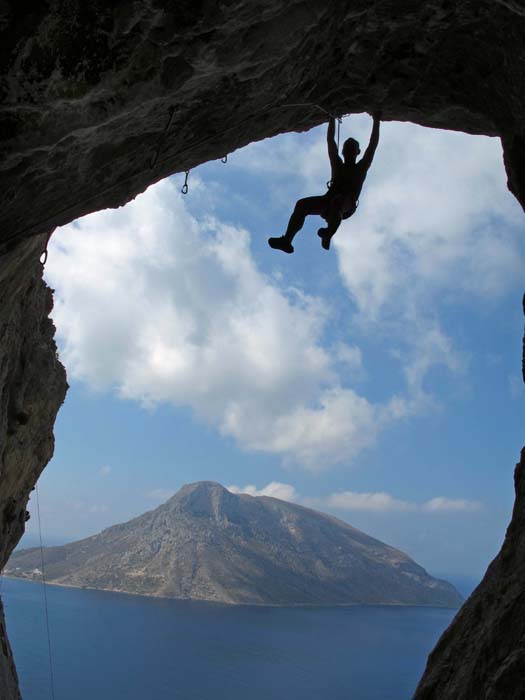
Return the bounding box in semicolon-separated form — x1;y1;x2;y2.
174;480;228;496
170;481;236;521
8;480;463;607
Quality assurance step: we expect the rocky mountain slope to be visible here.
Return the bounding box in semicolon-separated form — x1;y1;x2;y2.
7;482;462;607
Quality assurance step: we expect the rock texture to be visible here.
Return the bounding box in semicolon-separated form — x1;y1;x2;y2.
0;1;525;697
0;600;20;700
2;0;525;256
0;234;67;700
6;482;463;607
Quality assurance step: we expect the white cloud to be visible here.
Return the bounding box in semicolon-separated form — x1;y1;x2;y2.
46;179;404;470
242;388;413;467
228;482;299;502
232;119;524;409
422;497;482;513
318;490;482;513
320;490;412;512
334;121;523;320
97;465;111;477
45;122;523;472
331;121;523;350
227;481;482;513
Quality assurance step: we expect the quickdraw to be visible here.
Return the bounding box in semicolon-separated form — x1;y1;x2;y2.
4;101;348;247
39;231;53;267
181;170;190;195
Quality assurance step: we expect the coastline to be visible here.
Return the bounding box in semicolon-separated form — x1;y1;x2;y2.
1;574;463;610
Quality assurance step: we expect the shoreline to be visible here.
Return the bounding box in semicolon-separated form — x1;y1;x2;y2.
1;574;463;610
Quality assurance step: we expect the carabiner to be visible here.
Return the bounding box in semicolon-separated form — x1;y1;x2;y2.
181;170;190;195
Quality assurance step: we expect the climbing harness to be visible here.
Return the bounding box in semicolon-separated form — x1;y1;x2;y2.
36;483;56;700
342;198;359;220
181;170;190;195
3;101;349;252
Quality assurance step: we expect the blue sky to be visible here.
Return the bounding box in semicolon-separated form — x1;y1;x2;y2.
23;115;525;583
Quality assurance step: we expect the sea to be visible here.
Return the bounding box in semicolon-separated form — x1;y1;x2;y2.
1;577;470;700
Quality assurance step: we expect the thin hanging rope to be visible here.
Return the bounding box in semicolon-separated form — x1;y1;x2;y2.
150;105;176;169
36;484;56;700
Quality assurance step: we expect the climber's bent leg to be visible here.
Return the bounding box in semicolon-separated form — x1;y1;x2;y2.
318;197;356;251
317;217;342;251
269;196;327;253
284;196;327;241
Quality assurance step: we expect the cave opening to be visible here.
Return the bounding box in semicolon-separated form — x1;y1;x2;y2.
3;119;524;700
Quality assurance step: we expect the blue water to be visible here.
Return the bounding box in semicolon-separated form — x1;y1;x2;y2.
2;578;457;700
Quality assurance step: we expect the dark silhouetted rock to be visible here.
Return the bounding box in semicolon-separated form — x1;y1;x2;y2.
414;449;525;700
1;2;525;697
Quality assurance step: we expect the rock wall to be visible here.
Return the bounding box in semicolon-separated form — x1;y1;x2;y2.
414;448;525;700
0;599;20;700
0;1;525;697
2;0;525;254
0;234;67;699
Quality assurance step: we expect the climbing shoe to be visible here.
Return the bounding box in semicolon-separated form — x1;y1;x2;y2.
317;228;332;251
268;237;294;254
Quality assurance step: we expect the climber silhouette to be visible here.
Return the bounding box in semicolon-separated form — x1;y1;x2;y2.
268;113;381;253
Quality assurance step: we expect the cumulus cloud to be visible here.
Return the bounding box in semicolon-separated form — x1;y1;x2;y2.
235;119;523;401
239;118;523;305
320;490;412;512
228;481;299;502
318;490;482;513
45;122;523;471
333;121;523;319
421;497;482;513
228;481;482;513
46;180;405;469
330;122;523;404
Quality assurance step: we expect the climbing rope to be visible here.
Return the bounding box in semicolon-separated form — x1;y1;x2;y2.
150;105;176;169
522;293;525;385
36;484;56;700
3;101;348;251
216;104;339;172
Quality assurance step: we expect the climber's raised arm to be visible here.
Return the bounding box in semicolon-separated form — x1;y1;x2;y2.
360;112;381;171
327;116;341;170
